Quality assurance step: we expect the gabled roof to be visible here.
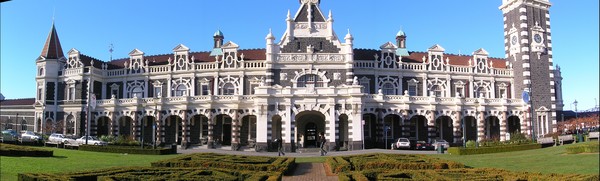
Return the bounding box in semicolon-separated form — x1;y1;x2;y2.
39;23;64;60
428;44;445;52
380;42;397;49
352;49;507;68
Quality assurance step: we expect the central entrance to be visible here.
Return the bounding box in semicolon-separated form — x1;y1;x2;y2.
295;111;326;148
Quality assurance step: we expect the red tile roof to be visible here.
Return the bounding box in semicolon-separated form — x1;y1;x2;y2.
105;49;267;69
353;49;507;68
39;24;64;60
0;98;36;106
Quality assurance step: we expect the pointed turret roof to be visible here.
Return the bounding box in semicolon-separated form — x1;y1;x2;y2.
40;23;64;60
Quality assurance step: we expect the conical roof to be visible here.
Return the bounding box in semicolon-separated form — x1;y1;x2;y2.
40;23;64;59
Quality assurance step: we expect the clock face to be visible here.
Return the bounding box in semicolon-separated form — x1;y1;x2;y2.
511;36;518;45
534;34;542;43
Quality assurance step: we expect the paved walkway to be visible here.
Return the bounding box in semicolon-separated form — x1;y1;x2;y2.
177;147;439;180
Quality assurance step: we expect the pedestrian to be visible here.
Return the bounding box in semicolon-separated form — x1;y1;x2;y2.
319;132;327;156
277;137;285;156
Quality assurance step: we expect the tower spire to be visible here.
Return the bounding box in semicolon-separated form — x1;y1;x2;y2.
39;22;64;60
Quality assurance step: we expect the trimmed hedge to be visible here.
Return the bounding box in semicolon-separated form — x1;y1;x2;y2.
151;152;296;174
325;153;464;174
447;143;541;155
0;143;53;157
566;142;600;154
19;167;282;181
342;168;599;181
78;145;176;155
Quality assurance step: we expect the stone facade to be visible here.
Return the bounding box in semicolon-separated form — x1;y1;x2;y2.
0;0;563;151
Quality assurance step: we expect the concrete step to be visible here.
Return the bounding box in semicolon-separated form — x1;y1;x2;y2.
297;148;323;153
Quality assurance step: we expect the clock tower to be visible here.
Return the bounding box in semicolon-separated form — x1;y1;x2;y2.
500;0;562;137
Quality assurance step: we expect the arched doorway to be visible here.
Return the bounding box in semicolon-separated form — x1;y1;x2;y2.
384;114;402;148
164;115;183;145
45;119;53;134
507;116;521;135
407;115;428;142
271;115;282;141
485;116;501;140
190;115;209;145
338;114;349;149
66;115;75;135
436;116;454;142
296;111;326;148
464;116;477;142
362;113;377;149
118;116;133;137
96;116;110;137
140;116;154;144
214;114;232;146
241;115;257;146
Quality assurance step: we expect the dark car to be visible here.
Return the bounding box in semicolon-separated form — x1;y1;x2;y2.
1;129;19;143
415;140;433;150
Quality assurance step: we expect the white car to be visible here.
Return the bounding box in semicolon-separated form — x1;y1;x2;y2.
392;138;411;150
433;139;450;150
20;131;42;143
48;133;75;145
76;136;107;146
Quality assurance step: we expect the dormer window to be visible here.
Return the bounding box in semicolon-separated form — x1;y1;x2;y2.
407;79;419;96
382;83;395;95
174;84;187;97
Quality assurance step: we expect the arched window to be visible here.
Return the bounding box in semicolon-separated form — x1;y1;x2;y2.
475;87;487;98
174;84;187;97
131;87;143;98
222;83;235;95
297;74;323;88
382;83;395;95
21;119;27;131
431;85;443;97
38;68;44;76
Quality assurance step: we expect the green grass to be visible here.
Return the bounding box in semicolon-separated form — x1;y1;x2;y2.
0;146;180;181
432;142;600;175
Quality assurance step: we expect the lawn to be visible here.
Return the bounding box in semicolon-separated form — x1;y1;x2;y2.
432;141;600;175
0;147;180;181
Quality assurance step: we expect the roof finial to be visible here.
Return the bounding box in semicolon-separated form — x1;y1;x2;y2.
287;9;291;20
109;43;114;61
328;10;332;20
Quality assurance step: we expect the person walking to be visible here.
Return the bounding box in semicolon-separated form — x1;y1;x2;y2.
277;137;285;156
319;132;327;156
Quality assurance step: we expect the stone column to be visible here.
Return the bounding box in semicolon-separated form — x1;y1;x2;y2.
427;111;436;142
477;111;485;141
500;111;508;141
231;113;241;151
207;114;215;149
453;111;462;144
110;113;116;136
181;113;189;149
154;109;161;147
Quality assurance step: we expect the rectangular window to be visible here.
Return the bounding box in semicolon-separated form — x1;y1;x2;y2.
361;82;370;94
408;85;417;96
249;84;257;95
499;89;506;98
38;89;42;100
154;87;162;97
70;87;75;100
201;85;209;95
111;89;119;98
456;87;464;97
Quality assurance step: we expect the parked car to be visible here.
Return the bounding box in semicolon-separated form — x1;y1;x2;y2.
48;133;75;145
20;131;42;143
433;139;450;150
1;129;19;143
415;140;433;150
392;138;411;150
76;136;107;146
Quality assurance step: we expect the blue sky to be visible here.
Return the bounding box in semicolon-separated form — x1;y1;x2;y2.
1;0;598;110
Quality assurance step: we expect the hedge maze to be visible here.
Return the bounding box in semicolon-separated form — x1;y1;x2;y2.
19;153;294;181
327;154;599;181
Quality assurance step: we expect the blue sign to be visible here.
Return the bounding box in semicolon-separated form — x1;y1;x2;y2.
522;91;530;103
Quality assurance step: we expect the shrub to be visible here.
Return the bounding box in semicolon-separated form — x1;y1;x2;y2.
565;142;600;154
151;153;295;173
465;140;476;148
447;143;541;155
78;145;175;155
0;143;53;157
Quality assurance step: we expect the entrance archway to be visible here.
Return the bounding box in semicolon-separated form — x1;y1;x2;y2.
66;115;75;135
214;114;233;146
296;111;326;148
241;115;257;146
408;115;428;142
190;115;209;145
118;116;133;137
464;116;477;142
507;116;521;135
485;116;501;140
435;116;453;142
384;114;402;147
164;115;183;145
362;113;377;149
140;116;154;144
96;116;110;137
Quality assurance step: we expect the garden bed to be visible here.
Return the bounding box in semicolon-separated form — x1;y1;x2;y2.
0;143;53;157
78;145;176;155
447;143;541;155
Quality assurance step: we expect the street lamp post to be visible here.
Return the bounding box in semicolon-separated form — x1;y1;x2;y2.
462;113;466;148
573;100;579;140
